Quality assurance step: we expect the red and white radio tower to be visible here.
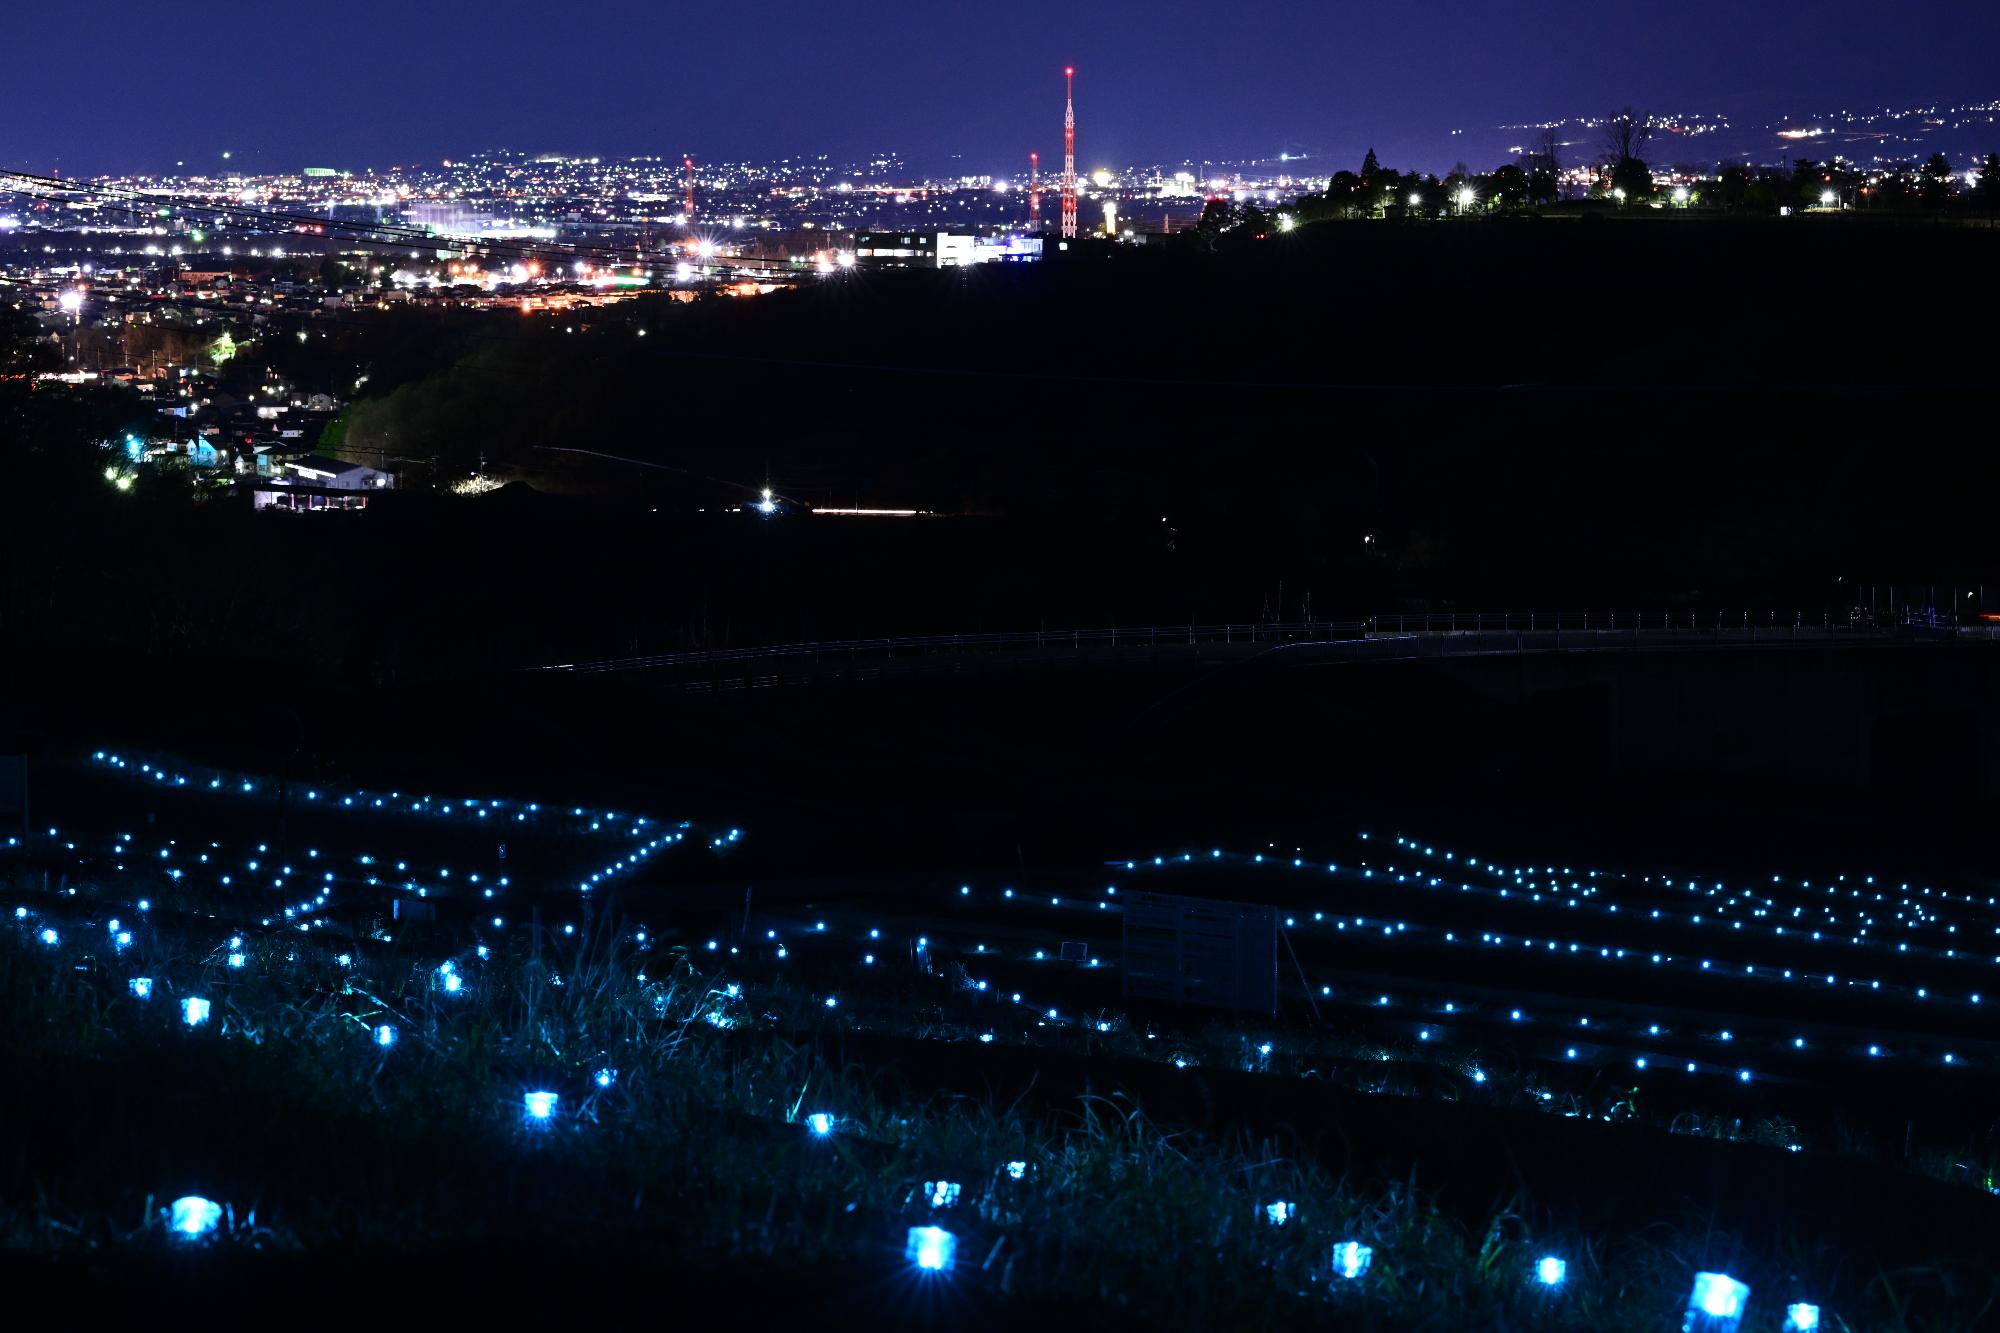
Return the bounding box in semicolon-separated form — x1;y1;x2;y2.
1060;66;1077;239
1029;151;1041;226
683;156;696;223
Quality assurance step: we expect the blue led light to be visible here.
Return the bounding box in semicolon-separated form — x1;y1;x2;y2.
130;976;153;999
1264;1201;1293;1225
906;1225;956;1273
928;1180;961;1208
1783;1303;1821;1332
169;1195;222;1239
806;1112;835;1136
182;996;211;1027
375;1024;397;1048
1332;1240;1373;1280
1537;1256;1567;1286
1686;1272;1750;1329
1005;1160;1027;1179
523;1091;558;1121
595;1068;616;1088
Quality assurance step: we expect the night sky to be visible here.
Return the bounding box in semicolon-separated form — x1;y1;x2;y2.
7;0;1996;176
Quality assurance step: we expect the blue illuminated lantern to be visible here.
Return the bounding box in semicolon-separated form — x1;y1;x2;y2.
39;928;57;946
1783;1303;1821;1332
594;1068;617;1088
1537;1256;1567;1287
130;977;153;1000
1005;1160;1027;1180
905;1225;957;1274
1684;1272;1750;1331
523;1091;558;1121
182;996;211;1027
1332;1240;1373;1280
375;1025;397;1048
169;1195;223;1240
806;1112;835;1137
927;1180;961;1208
1264;1201;1294;1225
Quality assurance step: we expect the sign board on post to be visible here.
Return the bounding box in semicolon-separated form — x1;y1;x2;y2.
1122;889;1278;1016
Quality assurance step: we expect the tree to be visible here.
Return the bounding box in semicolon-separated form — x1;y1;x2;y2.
1360;148;1380;184
1610;155;1653;203
1979;153;2000;212
1194;197;1234;245
1321;170;1363;218
0;304;57;376
1601;108;1653;172
1716;161;1750;209
1921;152;1954;208
1524;130;1562;204
1491;163;1528;208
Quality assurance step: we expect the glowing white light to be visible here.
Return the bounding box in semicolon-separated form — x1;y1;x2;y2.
1005;1160;1027;1180
39;928;57;946
169;1195;222;1239
182;997;211;1027
1537;1256;1567;1286
906;1224;956;1273
228;953;245;969
806;1112;835;1137
928;1180;961;1208
374;1024;397;1048
130;977;153;999
523;1091;558;1121
1784;1303;1821;1332
1265;1201;1294;1225
58;289;84;314
1689;1271;1750;1325
1333;1240;1373;1279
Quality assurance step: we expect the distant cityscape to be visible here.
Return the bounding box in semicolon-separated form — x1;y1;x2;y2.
3;85;1996;506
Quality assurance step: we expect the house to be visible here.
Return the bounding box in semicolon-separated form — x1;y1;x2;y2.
287;458;394;490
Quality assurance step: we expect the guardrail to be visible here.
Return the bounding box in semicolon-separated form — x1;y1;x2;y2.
536;621;1370;674
530;610;1920;679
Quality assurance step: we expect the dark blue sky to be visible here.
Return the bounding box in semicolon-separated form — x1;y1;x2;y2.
8;0;1996;176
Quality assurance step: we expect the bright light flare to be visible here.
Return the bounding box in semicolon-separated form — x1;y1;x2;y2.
169;1195;222;1239
906;1225;957;1273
